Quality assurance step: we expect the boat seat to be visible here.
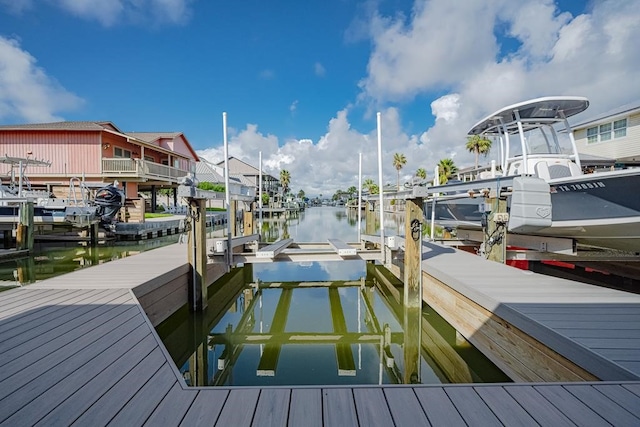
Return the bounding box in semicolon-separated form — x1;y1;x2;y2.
548;164;572;179
534;162;551;181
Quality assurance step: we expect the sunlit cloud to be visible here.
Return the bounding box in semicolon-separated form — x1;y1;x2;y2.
0;36;83;122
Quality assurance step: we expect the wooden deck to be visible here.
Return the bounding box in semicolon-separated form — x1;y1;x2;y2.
1;242;640;425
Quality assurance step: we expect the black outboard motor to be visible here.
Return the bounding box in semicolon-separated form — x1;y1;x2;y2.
94;184;125;227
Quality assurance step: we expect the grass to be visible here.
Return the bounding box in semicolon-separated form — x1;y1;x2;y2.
145;213;174;219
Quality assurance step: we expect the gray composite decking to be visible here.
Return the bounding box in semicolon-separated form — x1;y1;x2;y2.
1;243;640;425
420;241;640;381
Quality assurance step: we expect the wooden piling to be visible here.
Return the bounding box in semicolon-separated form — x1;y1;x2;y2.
243;210;254;236
403;197;423;308
485;197;507;263
16;201;34;252
187;198;208;311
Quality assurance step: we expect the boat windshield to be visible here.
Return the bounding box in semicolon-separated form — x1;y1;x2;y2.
506;124;573;158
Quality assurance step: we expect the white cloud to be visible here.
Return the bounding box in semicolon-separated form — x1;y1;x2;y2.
0;0;194;27
358;0;640;171
0;36;83;122
289;100;298;114
314;62;326;77
0;0;32;14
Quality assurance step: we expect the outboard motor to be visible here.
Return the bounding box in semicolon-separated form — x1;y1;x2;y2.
94;184;125;227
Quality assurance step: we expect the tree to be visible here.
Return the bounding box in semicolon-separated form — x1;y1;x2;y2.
362;178;375;193
279;170;291;194
393;153;407;190
416;168;427;179
466;135;492;169
347;186;357;198
437;158;458;184
297;189;305;199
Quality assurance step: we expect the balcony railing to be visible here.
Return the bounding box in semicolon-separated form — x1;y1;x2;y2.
102;158;189;183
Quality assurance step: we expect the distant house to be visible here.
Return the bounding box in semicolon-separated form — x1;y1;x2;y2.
572;101;640;164
0;121;199;214
216;156;280;196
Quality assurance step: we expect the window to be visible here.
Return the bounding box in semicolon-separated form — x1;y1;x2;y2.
586;117;628;144
614;119;627;138
144;155;154;162
114;147;132;158
599;123;611;141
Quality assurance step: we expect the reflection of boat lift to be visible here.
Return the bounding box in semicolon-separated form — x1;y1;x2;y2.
207;282;408;384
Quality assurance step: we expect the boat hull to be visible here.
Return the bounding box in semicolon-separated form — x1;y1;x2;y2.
426;169;640;252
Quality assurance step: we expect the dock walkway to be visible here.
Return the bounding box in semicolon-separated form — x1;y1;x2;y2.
1;242;640;425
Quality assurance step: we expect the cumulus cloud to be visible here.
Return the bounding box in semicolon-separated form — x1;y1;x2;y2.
1;0;194;27
0;36;83;122
197;108;431;196
358;0;640;171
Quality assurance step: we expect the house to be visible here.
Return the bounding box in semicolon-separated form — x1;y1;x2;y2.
0;121;199;216
215;156;280;197
572;100;640;164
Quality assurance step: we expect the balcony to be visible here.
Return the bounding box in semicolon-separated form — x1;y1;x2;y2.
102;158;189;183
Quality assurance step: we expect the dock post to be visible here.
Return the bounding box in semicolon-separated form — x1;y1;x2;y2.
229;200;237;237
243;209;254;236
89;223;99;246
16;201;34;252
485;196;507;263
187;198;208;311
403;197;423;383
403;197;423;308
365;201;376;236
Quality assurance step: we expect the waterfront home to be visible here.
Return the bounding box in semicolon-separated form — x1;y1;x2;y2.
572;100;640;165
0;121;199;216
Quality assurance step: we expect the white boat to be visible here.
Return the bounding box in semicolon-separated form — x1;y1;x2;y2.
427;96;640;252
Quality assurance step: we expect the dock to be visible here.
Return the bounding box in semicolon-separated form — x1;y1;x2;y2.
2;240;640;425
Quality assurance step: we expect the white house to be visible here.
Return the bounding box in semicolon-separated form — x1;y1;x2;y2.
572;100;640;164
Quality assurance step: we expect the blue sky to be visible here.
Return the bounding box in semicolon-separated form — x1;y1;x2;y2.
1;0;640;195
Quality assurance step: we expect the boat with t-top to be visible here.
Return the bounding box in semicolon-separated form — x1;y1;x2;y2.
427;96;640;252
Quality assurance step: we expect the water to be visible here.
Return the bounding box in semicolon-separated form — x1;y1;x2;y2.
157;207;510;386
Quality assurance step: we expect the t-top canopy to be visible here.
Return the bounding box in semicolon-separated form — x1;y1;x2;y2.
468;96;589;136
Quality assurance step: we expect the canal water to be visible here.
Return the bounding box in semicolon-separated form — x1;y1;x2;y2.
156;207;510;386
0;235;183;290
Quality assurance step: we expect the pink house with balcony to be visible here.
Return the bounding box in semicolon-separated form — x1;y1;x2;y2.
0;121;199;214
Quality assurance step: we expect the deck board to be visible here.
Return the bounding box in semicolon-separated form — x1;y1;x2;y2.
352;388;394;427
215;388;260;426
71;348;168;426
1;241;640;426
288;388;322;427
252;388;290;426
533;384;610;427
563;384;640;426
323;388;358;427
413;387;466;427
383;387;430;426
474;385;538;426
179;390;229;426
34;334;159;426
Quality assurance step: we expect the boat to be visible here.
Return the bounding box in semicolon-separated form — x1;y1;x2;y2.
426;96;640;252
0;156;124;229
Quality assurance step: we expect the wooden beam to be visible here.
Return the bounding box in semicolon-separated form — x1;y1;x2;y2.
256;289;293;376
328;288;356;376
256;238;294;259
327;239;357;257
403;197;423;308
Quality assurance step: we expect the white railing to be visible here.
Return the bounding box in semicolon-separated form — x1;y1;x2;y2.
102;158;189;182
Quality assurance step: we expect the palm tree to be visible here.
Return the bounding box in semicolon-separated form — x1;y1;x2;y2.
437;158;458;184
362;178;375;193
279;170;291;194
466;135;492;169
416;168;427;179
297;189;305;199
393;153;407;190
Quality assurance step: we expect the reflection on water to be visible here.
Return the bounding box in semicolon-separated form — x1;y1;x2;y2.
158;261;510;387
0;235;182;289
